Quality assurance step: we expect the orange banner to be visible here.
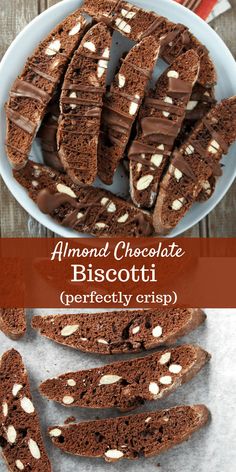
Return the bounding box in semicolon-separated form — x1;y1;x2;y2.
0;238;235;308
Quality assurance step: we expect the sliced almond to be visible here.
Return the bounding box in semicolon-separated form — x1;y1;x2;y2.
69;22;81;36
99;374;122;385
159;352;171;365
62;395;75;405
136;174;154;190
50;428;62;437
12;383;23;397
115;18;131;34
117;213;129;223
20;397;35;414
169;364;182;374
28;439;41;460
159;375;172;385
105;449;124;461
83;41;96;52
167;70;179;79
121;8;136;19
45;39;61;56
7;425;17;444
152;325;162;338
56;184;76;198
61;325;79;337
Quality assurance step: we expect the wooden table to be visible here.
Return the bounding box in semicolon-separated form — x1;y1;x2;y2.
0;0;235;237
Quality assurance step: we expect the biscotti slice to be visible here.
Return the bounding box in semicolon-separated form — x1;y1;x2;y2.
13;161;153;236
153;96;236;234
32;308;206;354
81;0;216;88
5;10;88;169
129;50;200;209
49;404;209;461
0;349;52;471
98;36;160;185
38;97;64;172
40;344;210;411
58;23;112;184
0;309;26;340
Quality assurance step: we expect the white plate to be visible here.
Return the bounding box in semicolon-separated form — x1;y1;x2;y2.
0;0;236;238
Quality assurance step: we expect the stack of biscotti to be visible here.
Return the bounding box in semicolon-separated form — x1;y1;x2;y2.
129;50;200;208
0;308;26;340
58;22;112;184
31;308;206;354
153;96;236;234
98;36;160;184
40;344;210;410
81;0;216;88
5;9;89;169
38;97;64;172
14;161;154;236
49;405;209;461
0;349;52;471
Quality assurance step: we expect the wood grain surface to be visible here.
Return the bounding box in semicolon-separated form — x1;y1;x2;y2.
0;0;235;237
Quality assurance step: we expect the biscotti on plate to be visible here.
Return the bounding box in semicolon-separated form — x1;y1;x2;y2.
98;36;160;185
0;309;26;340
0;349;52;471
81;0;216;87
58;22;112;184
31;308;206;354
40;344;210;411
5;9;89;169
13;161;154;237
49;404;209;461
129;49;200;208
153;96;236;234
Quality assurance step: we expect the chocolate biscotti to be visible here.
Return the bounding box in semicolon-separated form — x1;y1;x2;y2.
129;50;200;209
40;344;210;411
153;96;236;234
98;36;160;184
0;349;52;471
81;0;216;88
32;308;206;354
58;23;112;184
0;309;26;340
49;404;209;461
14;161;154;236
5;9;88;169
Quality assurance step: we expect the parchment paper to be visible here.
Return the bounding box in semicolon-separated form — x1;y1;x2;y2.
0;308;236;472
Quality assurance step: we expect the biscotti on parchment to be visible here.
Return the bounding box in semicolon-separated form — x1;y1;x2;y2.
0;309;26;340
40;344;210;411
5;9;89;169
49;404;209;461
31;308;206;354
13;161;153;237
98;36;160;185
129;50;200;208
153;96;236;234
81;0;216;88
0;349;52;471
58;22;112;185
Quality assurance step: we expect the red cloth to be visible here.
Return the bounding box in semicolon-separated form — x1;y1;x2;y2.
175;0;218;20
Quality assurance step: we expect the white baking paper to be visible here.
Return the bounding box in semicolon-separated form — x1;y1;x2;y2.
0;308;236;471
